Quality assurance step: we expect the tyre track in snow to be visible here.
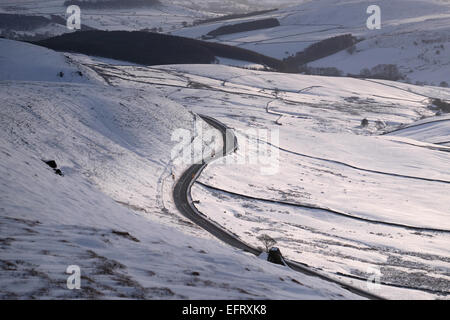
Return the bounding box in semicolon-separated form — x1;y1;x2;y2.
382;117;450;136
195;181;450;234
247;135;450;185
173;114;384;300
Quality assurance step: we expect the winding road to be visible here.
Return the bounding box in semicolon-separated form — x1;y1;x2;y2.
173;114;384;300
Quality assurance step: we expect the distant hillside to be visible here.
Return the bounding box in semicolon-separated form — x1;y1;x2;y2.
64;0;160;9
173;0;450;85
35;31;284;70
0;14;49;31
0;13;95;41
193;9;278;25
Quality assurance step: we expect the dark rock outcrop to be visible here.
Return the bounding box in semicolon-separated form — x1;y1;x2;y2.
42;160;64;176
267;247;286;266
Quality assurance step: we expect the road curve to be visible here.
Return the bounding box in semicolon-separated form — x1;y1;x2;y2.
173;114;384;300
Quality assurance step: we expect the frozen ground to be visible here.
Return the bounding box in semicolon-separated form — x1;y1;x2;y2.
166;0;298;14
0;0;212;35
83;60;450;299
0;38;370;299
2;0;449;84
174;0;450;85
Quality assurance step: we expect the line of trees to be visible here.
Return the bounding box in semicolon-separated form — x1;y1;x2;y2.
283;34;357;72
432;99;450;113
35;30;284;70
207;18;280;37
359;64;404;81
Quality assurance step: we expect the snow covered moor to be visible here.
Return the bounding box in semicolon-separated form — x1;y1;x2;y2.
0;0;449;300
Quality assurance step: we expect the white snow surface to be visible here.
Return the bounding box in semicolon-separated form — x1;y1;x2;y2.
0;39;367;299
0;0;212;34
174;0;450;85
0;39;100;83
2;0;449;84
83;60;450;299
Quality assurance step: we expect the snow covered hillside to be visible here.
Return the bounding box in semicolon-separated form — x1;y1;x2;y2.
174;0;450;85
0;38;99;82
3;0;448;85
0;38;368;299
166;0;297;14
0;0;212;38
83;59;450;299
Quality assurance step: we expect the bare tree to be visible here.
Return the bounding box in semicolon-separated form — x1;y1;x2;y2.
257;234;277;253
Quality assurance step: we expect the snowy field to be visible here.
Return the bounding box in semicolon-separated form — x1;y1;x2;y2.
79;59;450;299
167;0;298;14
174;0;450;85
0;38;373;299
3;0;449;85
1;0;449;301
0;0;212;34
